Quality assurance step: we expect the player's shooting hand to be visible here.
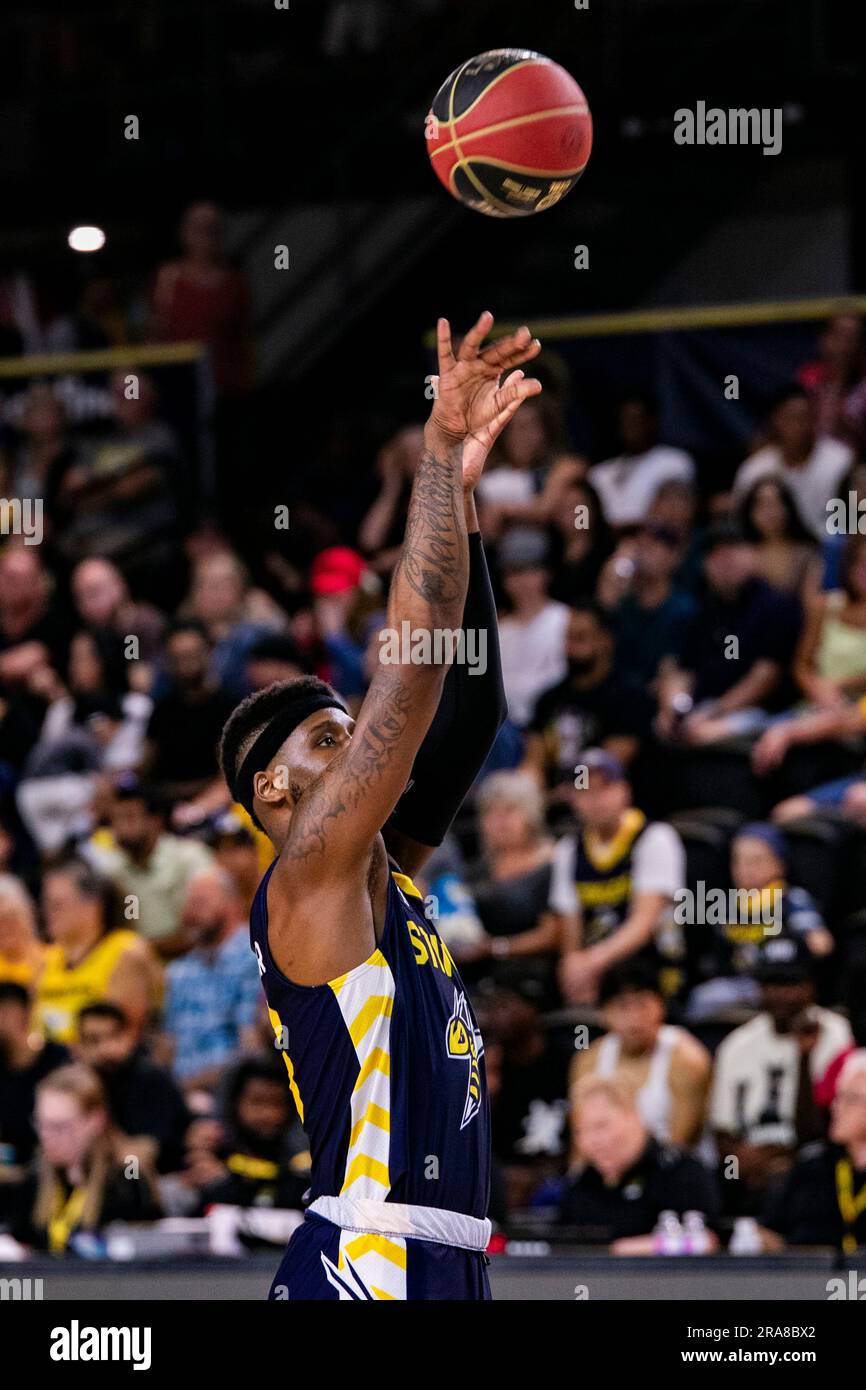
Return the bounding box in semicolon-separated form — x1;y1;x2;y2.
427;311;542;489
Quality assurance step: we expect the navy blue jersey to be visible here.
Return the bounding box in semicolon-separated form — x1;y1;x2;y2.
572;808;647;944
716;882;826;977
249;862;491;1228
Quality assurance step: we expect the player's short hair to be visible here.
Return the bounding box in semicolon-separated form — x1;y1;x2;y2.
218;676;343;807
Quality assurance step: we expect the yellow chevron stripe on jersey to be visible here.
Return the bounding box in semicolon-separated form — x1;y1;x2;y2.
267;1006;304;1121
343;1154;391;1191
349;1102;391;1147
355;1047;391;1088
329;947;389;996
349;994;394;1046
329;951;396;1201
343;1232;408;1270
392;871;423;900
337;1229;408;1299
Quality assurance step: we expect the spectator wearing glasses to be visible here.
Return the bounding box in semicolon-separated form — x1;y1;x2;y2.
7;1063;161;1253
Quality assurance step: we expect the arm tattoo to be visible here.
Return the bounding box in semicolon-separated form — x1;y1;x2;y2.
284;670;413;863
282;445;467;867
397;447;463;611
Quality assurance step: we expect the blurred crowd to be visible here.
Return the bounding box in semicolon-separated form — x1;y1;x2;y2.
3;284;866;1259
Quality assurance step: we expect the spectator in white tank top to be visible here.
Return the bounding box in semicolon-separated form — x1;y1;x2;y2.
569;961;711;1155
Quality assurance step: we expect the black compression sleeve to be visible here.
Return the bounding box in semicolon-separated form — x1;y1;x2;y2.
387;530;508;847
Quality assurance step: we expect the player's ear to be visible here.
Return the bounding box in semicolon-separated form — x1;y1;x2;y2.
254;764;290;811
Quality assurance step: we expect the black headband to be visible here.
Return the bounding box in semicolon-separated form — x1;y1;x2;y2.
232;693;348;818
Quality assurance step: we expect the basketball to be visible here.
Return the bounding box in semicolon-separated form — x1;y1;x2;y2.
425;49;593;218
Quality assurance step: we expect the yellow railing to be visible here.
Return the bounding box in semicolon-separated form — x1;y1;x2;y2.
0;342;205;380
424;296;866;346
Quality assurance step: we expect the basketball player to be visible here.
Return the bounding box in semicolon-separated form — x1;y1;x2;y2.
219;313;541;1300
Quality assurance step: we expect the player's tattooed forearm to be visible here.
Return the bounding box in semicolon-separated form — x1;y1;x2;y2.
284;672;412;862
397;447;464;609
285;445;466;864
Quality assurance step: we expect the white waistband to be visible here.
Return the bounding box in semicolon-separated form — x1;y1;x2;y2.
308;1195;491;1253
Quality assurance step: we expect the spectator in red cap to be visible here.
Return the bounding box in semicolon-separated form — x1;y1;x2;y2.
310;546;367;597
310;547;382;703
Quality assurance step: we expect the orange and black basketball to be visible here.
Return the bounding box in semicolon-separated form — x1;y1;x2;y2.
425;49;592;218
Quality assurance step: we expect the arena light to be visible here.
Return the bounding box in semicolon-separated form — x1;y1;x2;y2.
67;224;106;253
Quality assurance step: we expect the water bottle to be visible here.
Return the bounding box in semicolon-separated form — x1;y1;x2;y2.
682;1210;711;1254
652;1209;684;1255
729;1216;763;1255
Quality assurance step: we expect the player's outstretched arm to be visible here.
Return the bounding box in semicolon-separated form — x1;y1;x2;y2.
281;313;541;880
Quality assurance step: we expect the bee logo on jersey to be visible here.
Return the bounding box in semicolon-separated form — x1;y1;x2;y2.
446;988;484;1129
